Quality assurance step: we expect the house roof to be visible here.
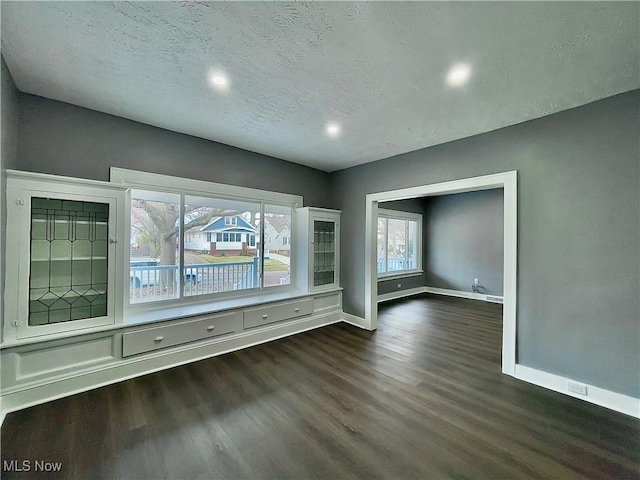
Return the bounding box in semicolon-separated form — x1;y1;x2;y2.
263;216;291;235
199;216;257;234
1;2;638;172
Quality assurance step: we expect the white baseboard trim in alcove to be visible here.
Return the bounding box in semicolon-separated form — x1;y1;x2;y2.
422;286;504;303
515;364;640;418
377;286;504;305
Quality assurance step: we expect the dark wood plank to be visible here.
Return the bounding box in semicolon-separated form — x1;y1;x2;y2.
2;294;638;479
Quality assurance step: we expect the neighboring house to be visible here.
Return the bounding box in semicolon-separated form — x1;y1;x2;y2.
185;215;258;256
183;230;209;252
263;216;291;256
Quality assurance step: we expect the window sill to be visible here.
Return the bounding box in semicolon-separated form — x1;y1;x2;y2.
124;287;342;327
377;270;424;282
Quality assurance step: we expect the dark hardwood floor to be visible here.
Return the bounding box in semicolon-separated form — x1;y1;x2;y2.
2;294;639;479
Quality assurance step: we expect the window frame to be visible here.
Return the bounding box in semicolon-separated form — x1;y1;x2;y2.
377;208;423;280
110;168;302;314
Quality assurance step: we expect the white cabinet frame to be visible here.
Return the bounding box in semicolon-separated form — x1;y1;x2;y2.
296;207;341;293
4;171;126;342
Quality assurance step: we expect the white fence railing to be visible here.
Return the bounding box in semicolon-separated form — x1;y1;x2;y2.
377;257;416;274
129;259;259;304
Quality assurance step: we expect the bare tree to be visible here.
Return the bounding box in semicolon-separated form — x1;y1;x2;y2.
134;200;236;266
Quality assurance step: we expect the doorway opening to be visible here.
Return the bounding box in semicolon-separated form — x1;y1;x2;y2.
364;171;517;376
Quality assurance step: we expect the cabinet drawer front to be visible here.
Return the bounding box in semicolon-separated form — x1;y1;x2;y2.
122;312;240;357
243;298;314;329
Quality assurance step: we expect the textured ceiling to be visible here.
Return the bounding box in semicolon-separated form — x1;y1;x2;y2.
1;2;638;172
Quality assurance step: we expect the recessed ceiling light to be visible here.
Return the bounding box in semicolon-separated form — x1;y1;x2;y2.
447;63;471;87
207;70;229;90
326;123;341;137
212;75;226;86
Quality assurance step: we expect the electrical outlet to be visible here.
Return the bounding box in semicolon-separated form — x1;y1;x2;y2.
397;283;402;288
474;278;479;285
567;382;588;396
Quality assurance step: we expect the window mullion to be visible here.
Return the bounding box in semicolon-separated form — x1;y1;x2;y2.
405;219;409;269
384;217;389;274
259;202;265;289
179;194;185;300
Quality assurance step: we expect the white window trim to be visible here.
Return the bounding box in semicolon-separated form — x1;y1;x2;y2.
111;168;302;206
110;168;302;318
377;208;422;279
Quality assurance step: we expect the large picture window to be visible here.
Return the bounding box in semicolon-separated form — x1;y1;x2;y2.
112;169;301;307
377;209;422;277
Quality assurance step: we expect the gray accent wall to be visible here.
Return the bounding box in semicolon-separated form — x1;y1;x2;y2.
1;58;19;171
1;57;19;339
424;189;504;296
332;90;640;397
16;94;332;208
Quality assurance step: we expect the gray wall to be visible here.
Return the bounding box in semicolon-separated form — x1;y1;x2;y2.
1;57;19;339
16;94;332;208
1;58;19;171
424;189;504;296
332;90;640;397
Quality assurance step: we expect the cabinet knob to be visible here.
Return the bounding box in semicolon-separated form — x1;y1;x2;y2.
262;314;269;319
294;308;300;312
154;336;164;342
207;325;215;331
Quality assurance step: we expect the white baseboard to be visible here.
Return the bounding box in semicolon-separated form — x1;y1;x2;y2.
341;313;370;330
515;364;639;418
423;286;503;303
377;286;503;304
377;287;426;303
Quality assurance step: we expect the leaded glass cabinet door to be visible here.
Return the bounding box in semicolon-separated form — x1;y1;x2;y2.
313;220;336;288
296;207;340;292
6;174;124;341
29;198;111;326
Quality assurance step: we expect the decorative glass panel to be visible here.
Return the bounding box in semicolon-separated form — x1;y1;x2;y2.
313;220;335;287
29;198;109;325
